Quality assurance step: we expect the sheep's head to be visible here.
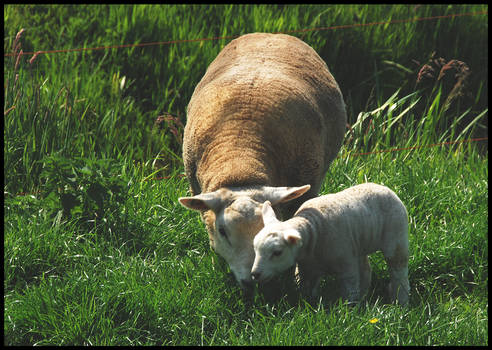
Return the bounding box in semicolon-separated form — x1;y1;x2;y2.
178;185;310;292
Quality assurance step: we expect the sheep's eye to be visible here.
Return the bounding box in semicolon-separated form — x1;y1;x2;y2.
272;250;282;258
218;227;232;246
218;227;227;237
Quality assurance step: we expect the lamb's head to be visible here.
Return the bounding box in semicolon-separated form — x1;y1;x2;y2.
179;185;310;292
251;200;303;284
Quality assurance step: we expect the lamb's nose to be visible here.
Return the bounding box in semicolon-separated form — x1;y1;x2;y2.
251;271;261;281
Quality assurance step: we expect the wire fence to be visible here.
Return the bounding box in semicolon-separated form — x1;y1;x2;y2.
149;136;488;181
5;9;488;194
342;137;488;158
4;10;487;58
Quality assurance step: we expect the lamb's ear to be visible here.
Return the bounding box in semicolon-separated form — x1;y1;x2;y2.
261;201;279;226
284;230;302;246
264;185;311;205
178;191;224;212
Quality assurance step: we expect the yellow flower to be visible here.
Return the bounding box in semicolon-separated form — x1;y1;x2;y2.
369;318;379;324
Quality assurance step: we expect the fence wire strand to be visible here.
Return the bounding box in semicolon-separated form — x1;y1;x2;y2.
4;10;488;58
5;9;488;193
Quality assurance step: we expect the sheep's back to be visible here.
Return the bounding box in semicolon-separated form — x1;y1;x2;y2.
183;33;346;197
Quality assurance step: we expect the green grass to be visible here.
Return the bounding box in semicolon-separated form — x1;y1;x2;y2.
3;4;488;346
4;148;488;345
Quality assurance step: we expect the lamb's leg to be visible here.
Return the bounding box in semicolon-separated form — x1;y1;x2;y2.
384;242;410;305
337;262;361;305
296;265;321;298
388;267;409;305
310;277;322;298
359;255;372;299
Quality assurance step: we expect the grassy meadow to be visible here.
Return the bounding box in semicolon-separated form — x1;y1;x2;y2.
4;4;488;345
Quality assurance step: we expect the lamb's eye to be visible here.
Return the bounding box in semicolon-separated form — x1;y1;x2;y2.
272;250;282;258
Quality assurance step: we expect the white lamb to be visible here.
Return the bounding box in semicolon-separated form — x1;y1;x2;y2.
251;183;410;305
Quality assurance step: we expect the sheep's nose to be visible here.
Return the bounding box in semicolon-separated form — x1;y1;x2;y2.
251;271;261;281
241;279;255;290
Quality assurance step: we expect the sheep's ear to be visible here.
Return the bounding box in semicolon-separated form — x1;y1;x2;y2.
261;201;279;226
264;185;311;205
284;231;302;246
178;192;224;212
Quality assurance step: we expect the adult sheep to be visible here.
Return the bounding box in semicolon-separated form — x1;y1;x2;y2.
178;33;346;294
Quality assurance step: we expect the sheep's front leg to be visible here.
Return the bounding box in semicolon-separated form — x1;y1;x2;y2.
294;264;302;287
